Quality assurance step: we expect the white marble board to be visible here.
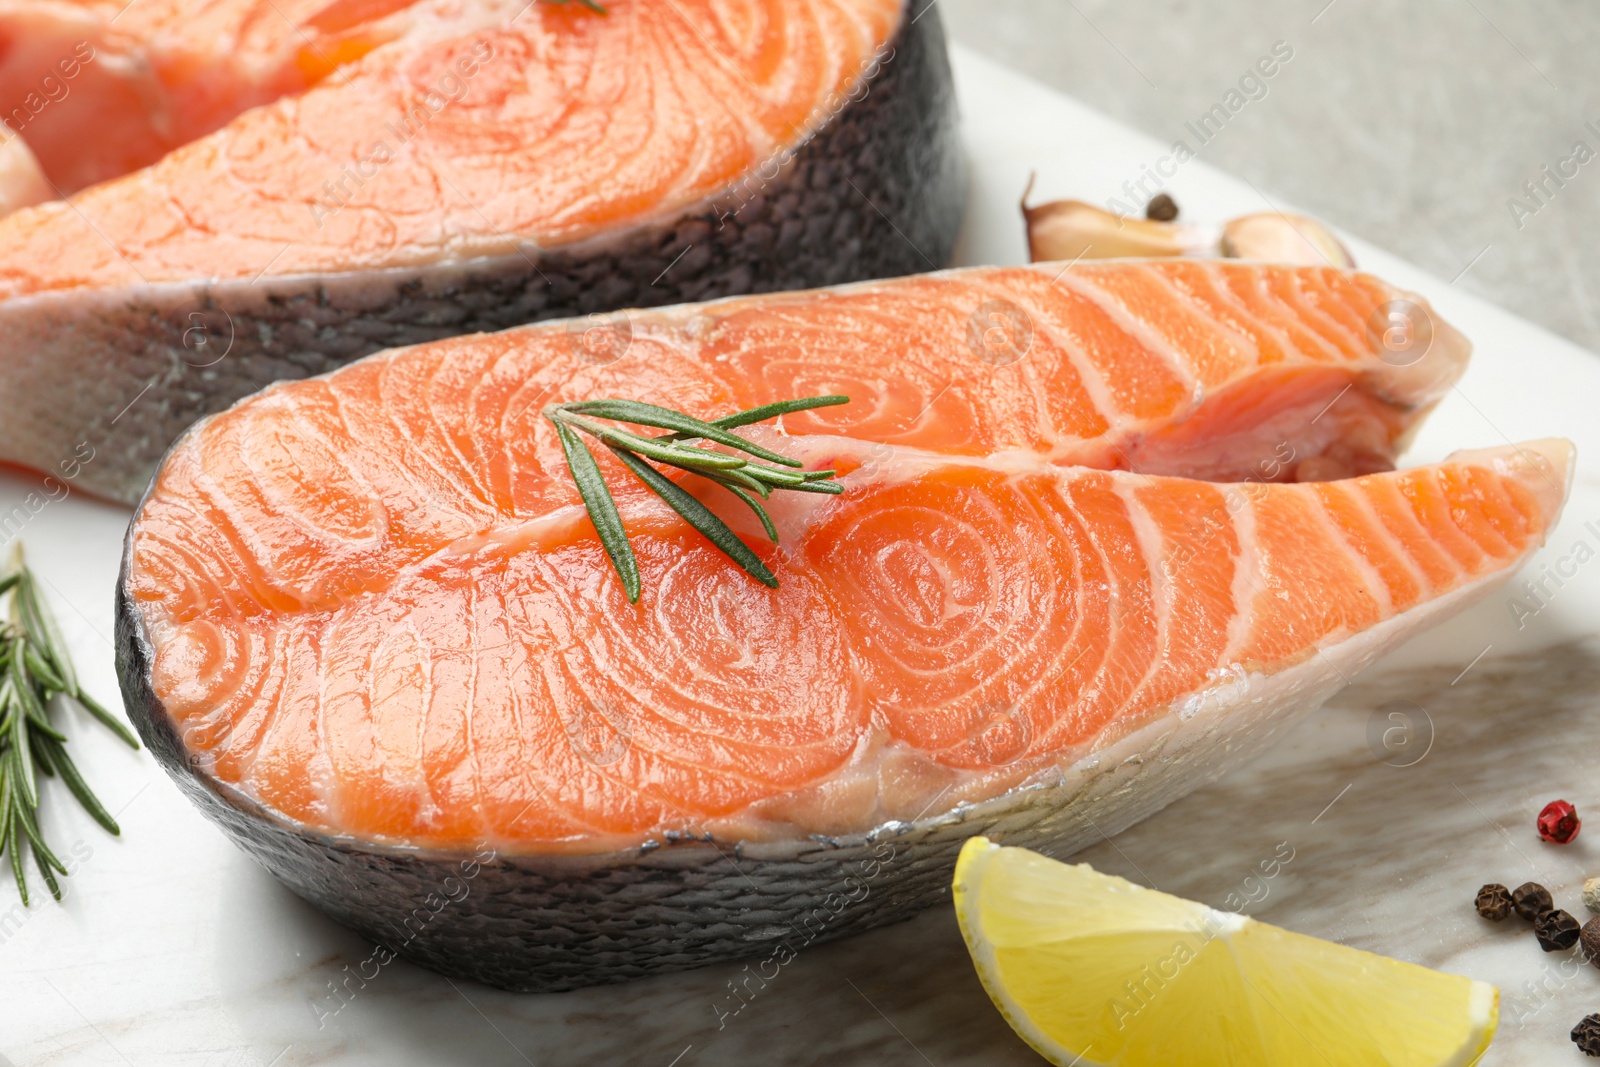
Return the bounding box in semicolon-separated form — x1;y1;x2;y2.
3;45;1600;1067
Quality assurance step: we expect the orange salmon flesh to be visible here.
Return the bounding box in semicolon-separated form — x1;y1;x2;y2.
0;0;902;287
123;261;1572;852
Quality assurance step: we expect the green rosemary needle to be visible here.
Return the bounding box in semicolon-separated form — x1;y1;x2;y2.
544;395;849;602
0;545;139;905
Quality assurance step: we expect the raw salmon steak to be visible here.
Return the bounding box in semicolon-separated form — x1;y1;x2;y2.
116;260;1573;991
0;0;963;504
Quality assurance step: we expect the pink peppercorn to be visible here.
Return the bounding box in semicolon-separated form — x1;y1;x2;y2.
1539;800;1582;844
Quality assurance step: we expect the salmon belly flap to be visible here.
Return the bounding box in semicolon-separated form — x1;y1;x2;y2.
119;260;1571;853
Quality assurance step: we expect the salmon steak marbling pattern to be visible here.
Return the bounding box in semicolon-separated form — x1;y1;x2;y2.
120;260;1567;849
114;260;1573;990
0;0;965;502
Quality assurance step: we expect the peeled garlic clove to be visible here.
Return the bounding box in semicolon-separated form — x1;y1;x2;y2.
1024;199;1212;262
1021;186;1358;269
1220;212;1354;268
0;127;52;217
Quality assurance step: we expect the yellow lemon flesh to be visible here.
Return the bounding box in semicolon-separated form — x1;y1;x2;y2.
953;837;1497;1067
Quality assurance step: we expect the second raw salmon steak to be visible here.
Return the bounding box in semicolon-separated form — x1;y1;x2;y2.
116;260;1572;990
0;0;964;503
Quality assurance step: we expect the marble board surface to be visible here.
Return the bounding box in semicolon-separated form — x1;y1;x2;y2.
4;45;1600;1067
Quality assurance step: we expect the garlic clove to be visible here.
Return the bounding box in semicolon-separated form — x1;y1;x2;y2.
1220;212;1355;268
0;127;52;218
1021;182;1359;270
1023;198;1212;263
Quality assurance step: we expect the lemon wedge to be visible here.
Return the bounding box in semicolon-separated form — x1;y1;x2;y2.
953;837;1497;1066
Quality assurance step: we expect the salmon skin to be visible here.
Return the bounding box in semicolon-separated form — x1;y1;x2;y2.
115;260;1573;991
0;0;964;505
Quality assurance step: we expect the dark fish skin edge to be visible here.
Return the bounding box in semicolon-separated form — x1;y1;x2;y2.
114;371;1393;994
105;7;996;995
111;518;1515;993
7;5;967;507
106;7;995;994
114;526;982;993
118;406;1329;999
115;528;1150;994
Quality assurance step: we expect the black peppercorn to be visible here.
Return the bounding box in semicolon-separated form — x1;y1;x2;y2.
1475;883;1513;921
1145;193;1179;222
1537;909;1582;951
1513;881;1554;921
1573;1013;1600;1056
1583;917;1600;965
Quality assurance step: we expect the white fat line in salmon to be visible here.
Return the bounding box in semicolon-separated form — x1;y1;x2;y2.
1104;39;1295;219
1155;441;1298;584
712;838;899;1031
309;40;497;230
309;843;499;1029
175;429;1367;622
709;40;897;235
2;41;95;136
166;437;1106;619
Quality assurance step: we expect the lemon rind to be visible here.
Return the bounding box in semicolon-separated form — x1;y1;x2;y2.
953;836;1501;1067
954;837;1109;1067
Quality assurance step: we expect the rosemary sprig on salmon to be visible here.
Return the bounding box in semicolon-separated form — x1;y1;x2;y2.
119;260;1570;994
0;546;139;904
543;396;849;601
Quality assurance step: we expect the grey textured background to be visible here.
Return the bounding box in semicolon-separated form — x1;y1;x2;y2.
942;0;1600;353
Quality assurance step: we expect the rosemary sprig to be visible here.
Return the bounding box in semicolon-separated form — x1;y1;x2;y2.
0;545;139;905
544;395;850;602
